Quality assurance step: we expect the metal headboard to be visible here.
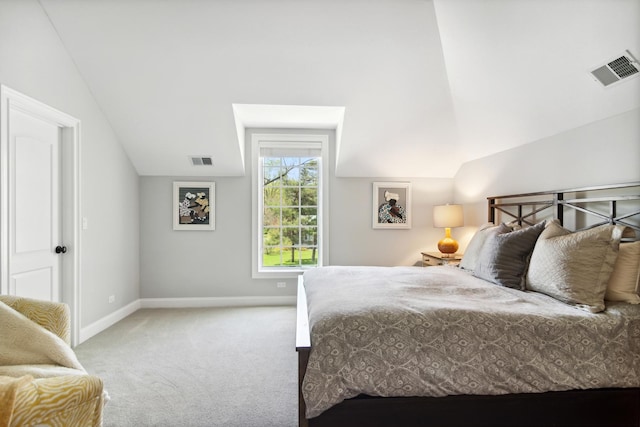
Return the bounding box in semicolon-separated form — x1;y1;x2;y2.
487;182;640;240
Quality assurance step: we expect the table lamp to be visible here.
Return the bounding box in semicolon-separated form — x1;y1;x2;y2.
433;204;464;256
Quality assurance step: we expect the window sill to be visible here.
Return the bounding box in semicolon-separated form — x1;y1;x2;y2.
253;267;315;279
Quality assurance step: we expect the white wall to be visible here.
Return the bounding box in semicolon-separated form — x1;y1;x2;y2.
143;107;640;300
0;0;140;327
453;108;640;247
4;1;636;307
329;176;455;267
140;128;458;298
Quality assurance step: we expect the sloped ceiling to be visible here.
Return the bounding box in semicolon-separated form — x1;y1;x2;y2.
38;0;640;178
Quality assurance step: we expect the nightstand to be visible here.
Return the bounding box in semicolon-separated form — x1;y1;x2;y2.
421;251;463;267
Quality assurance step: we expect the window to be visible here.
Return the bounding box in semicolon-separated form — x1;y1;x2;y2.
252;134;329;278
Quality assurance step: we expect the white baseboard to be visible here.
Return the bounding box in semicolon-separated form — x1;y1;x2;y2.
77;296;296;344
140;295;296;308
79;299;141;344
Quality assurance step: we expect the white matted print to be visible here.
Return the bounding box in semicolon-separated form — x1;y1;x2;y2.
372;182;411;229
173;181;215;230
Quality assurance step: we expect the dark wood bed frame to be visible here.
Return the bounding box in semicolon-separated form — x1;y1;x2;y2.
296;182;640;427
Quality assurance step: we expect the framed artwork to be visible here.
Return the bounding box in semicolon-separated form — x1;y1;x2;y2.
173;181;215;231
372;182;412;229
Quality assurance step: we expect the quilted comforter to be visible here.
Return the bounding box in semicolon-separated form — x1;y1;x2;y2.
301;266;640;418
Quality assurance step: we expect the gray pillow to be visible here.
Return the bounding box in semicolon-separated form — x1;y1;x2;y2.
473;221;546;289
459;223;511;271
526;220;625;313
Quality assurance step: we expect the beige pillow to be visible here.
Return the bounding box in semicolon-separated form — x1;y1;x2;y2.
605;241;640;304
526;220;625;312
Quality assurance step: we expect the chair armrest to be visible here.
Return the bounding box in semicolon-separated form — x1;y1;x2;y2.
0;296;70;345
11;375;105;427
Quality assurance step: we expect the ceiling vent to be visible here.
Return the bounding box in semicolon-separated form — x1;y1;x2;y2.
189;156;213;166
590;50;639;87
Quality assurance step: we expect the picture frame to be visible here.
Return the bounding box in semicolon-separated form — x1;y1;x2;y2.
372;182;412;229
173;181;215;231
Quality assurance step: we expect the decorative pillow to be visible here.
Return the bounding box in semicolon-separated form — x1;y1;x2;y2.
526;220;625;313
605;241;640;304
459;223;511;271
473;220;546;289
505;220;524;230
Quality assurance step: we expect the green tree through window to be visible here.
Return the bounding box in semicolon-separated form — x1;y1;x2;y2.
262;156;319;268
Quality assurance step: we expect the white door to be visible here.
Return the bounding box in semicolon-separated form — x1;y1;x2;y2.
1;85;81;344
8;108;62;301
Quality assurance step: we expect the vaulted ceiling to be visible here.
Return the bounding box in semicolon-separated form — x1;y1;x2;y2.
38;0;640;178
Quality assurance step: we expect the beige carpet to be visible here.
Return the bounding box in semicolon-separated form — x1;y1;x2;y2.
75;306;298;427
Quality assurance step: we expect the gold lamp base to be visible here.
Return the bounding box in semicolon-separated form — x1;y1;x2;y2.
437;228;458;257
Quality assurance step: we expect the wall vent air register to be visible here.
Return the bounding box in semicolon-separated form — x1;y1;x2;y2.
189;156;213;166
590;50;639;87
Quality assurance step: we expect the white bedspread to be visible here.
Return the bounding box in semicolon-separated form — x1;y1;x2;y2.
301;266;640;418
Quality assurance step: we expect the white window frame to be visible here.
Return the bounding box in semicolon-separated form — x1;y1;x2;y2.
251;133;329;279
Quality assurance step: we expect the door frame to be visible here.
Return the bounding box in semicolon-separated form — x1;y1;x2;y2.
0;85;81;346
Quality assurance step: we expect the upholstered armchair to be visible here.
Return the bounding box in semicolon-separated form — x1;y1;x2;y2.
0;295;105;427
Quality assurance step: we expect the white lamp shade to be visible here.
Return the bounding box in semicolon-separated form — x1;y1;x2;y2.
433;204;464;228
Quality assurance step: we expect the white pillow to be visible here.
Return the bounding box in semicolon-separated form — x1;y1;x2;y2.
526;220;624;313
605;241;640;304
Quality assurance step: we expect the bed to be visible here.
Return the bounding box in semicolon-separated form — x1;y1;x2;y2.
296;182;640;427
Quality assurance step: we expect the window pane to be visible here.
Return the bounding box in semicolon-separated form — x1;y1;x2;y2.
263;186;281;207
300;247;317;265
263;227;280;247
263;207;280;226
279;247;300;265
263;166;281;185
282;227;299;245
300;207;317;226
300;163;318;186
281;208;299;226
301;227;317;245
263;247;283;267
283;187;300;206
263;157;282;168
301;188;317;206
